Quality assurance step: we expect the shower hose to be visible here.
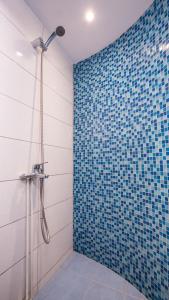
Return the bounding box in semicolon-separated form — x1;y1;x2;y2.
39;50;50;244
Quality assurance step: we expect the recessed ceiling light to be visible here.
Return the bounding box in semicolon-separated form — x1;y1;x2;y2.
85;10;95;23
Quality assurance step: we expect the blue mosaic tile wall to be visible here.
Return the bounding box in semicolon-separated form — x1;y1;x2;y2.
73;1;169;299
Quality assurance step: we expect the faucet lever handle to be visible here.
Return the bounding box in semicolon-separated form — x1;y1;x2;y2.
40;161;48;166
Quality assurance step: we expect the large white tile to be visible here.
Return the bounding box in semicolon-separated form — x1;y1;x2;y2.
0;11;36;75
0;259;25;300
0;95;34;141
35;83;73;125
43;115;73;148
35;248;73;294
37;223;73;281
0;0;43;41
32;109;73;148
29;143;73;176
44;146;73;175
33;199;73;248
0;137;33;181
0;52;36;107
0;180;26;227
44;174;73;207
46;199;73;236
43;58;73;103
0;218;25;275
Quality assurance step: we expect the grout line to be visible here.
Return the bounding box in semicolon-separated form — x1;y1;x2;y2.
0;256;25;277
0;216;25;230
45;143;72;150
0;197;72;229
0;134;73;150
0;178;20;183
0;172;73;183
45;197;73;210
0;223;72;277
0;91;73;127
49;172;73;177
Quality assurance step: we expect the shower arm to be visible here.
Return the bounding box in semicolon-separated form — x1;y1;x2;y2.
31;26;65;51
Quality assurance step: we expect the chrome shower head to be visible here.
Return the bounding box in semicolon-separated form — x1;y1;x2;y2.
44;26;65;50
55;26;65;37
32;26;65;51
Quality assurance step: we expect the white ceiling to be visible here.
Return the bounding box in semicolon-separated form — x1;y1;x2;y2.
26;0;153;63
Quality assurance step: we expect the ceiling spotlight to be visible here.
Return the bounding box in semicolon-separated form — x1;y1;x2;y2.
85;10;95;22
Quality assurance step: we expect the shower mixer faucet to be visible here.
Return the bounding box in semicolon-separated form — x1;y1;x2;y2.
33;162;49;175
20;162;49;181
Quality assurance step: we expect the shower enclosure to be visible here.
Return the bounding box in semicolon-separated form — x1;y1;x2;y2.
0;1;168;300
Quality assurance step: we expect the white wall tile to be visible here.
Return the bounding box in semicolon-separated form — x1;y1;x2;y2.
45;146;73;175
37;223;73;280
0;0;43;40
0;180;26;227
0;11;36;75
46;199;73;236
0;218;25;275
43;58;73;103
36;248;73;292
0;52;36;107
0;95;34;141
44;174;73;207
33;199;73;248
0;259;25;300
35;83;73;125
43;115;73;148
0;138;31;181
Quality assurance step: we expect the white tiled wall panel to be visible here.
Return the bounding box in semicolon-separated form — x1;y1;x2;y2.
44;174;73;207
37;224;73;280
0;0;73;298
0;218;25;276
0;51;36;107
0;180;26;227
0;258;25;300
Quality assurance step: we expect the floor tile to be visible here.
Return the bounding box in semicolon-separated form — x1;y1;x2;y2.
34;252;147;300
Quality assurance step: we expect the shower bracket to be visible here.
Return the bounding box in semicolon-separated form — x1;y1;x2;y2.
31;37;47;51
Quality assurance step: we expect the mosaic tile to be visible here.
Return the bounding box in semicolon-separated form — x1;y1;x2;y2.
73;1;169;300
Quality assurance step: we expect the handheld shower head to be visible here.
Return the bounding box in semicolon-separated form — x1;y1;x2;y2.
55;26;65;37
32;26;65;51
44;26;65;50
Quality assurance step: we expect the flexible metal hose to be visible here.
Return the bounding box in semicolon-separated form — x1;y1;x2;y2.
40;50;50;244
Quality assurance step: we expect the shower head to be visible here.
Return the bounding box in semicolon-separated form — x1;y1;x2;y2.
55;26;65;37
32;26;65;51
44;26;65;50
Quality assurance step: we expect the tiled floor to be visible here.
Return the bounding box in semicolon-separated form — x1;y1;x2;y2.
34;252;147;300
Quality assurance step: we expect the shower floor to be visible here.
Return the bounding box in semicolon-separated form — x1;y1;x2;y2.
34;252;147;300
